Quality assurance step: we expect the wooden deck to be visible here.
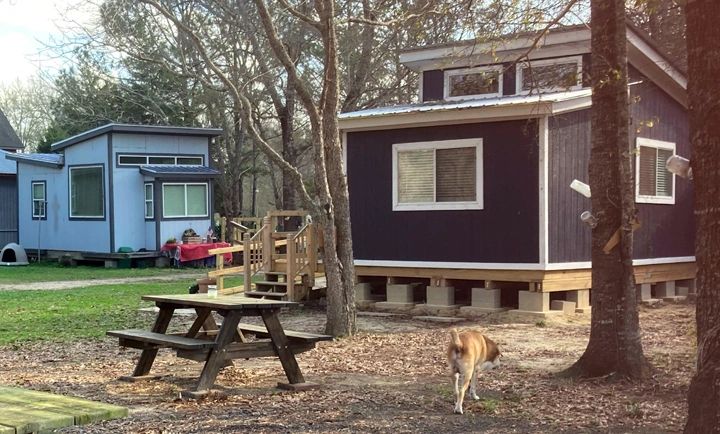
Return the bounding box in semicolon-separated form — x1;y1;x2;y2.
0;386;127;433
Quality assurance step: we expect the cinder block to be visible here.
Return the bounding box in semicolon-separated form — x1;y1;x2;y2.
551;300;576;315
566;289;590;310
678;279;697;294
677;286;689;297
656;281;676;298
639;283;653;301
104;260;117;269
471;287;501;309
387;284;415;304
355;283;373;301
426;286;455;306
518;291;550;312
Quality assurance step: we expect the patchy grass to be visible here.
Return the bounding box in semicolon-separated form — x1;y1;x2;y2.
0;261;200;284
0;282;189;346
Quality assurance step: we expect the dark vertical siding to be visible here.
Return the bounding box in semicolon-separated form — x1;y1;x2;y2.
0;175;18;245
347;120;539;263
422;70;444;102
548;70;692;263
502;63;517;96
629;68;693;259
548;110;592;262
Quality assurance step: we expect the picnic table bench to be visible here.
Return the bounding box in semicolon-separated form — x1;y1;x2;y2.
107;293;332;398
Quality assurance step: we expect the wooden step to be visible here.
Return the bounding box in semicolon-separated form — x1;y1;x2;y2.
255;280;288;287
107;330;215;350
244;291;288;299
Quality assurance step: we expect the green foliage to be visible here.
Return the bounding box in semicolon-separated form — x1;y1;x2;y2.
479;398;501;413
0;282;187;346
0;262;193;284
535;320;546;328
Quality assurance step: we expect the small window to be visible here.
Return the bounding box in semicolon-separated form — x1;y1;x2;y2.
393;138;483;211
162;183;208;218
517;56;582;94
444;66;502;100
148;156;176;165
636;137;675;204
117;154;204;166
144;183;154;219
118;155;147;165
69;165;104;218
176;157;203;165
31;181;46;219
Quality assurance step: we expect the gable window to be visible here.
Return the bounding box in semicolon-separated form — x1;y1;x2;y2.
117;154;204;166
144;183;154;219
392;138;483;211
69;165;104;218
636;137;675;204
31;181;46;220
444;66;503;100
516;56;582;94
162;183;208;218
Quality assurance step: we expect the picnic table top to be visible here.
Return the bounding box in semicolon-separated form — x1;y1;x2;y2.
142;293;298;309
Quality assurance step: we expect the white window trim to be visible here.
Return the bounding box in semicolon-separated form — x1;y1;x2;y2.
635;137;676;205
117;154;204;166
144;182;154;219
515;55;583;95
69;165;105;218
444;65;503;101
162;182;209;218
392;138;483;211
31;181;46;218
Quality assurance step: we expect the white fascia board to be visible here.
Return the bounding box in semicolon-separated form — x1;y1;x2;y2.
400;29;590;72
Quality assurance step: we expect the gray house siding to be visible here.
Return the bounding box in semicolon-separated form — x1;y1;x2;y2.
0;175;18;245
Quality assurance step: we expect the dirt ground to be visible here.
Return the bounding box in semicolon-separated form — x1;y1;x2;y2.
0;303;695;433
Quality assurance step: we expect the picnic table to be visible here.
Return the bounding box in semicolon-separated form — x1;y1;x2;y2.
107;293;332;398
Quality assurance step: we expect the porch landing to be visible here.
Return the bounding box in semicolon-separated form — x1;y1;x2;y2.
0;386;127;433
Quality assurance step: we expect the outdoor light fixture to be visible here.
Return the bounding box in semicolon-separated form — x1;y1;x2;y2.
570;179;592;198
666;155;693;180
580;211;598;228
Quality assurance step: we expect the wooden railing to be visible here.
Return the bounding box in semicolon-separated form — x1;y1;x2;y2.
285;222;317;300
243;222;270;293
220;216;263;244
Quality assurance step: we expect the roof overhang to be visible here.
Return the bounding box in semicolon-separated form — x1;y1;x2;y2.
339;90;592;132
139;165;221;179
5;153;64;168
52;123;224;151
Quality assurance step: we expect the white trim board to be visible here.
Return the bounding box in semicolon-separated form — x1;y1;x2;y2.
354;256;696;271
538;116;549;265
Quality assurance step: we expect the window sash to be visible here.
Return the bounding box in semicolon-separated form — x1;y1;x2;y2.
162;183;208;218
117;154;204;166
32;182;46;218
636;138;675;204
144;183;154;219
516;56;583;94
69;166;104;218
444;66;503;100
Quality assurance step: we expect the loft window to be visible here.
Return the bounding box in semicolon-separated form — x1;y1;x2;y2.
69;165;104;218
144;183;154;219
117;154;204;166
444;66;502;100
162;183;208;218
517;56;582;94
392;138;483;211
636;137;675;204
31;181;46;219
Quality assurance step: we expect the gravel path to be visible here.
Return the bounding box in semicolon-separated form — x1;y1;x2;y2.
0;273;204;291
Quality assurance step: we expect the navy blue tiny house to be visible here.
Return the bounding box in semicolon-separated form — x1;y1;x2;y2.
340;24;693;311
8;124;222;255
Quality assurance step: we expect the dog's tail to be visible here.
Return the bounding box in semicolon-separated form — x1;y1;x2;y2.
450;328;463;351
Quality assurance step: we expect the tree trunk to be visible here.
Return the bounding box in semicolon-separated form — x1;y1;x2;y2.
561;0;649;379
684;0;720;431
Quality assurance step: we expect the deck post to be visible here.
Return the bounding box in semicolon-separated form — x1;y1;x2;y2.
243;232;251;293
220;217;227;242
287;234;296;300
262;216;273;271
307;222;317;286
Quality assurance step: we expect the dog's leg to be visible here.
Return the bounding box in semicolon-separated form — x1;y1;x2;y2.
469;367;480;400
453;372;462;414
455;370;472;414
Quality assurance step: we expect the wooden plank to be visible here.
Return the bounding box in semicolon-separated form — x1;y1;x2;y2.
237;323;333;342
131;306;174;377
267;210;307;217
0;406;72;434
207;265;244;278
261;309;305;384
107;330;216;350
220;285;245;294
142;293;297;309
208;245;244;255
194;311;244;393
355;265;545;282
0;424;13;434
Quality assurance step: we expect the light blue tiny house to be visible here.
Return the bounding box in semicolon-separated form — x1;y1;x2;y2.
8;124;223;255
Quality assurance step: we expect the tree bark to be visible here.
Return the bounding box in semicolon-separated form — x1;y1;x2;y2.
561;0;649;379
684;0;720;431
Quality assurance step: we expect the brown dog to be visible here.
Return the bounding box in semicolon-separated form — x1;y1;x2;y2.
447;328;501;414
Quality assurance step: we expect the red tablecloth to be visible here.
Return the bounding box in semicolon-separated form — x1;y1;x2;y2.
161;242;232;263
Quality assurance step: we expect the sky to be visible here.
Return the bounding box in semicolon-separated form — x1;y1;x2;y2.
0;0;94;84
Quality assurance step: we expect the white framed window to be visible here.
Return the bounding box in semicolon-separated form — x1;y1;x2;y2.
635;137;675;204
69;165;104;218
516;56;583;94
117;154;204;166
31;181;46;219
392;138;483;211
144;183;154;219
444;66;503;100
162;182;208;218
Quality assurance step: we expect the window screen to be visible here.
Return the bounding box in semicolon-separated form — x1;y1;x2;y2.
637;139;675;203
521;61;580;92
447;69;501;98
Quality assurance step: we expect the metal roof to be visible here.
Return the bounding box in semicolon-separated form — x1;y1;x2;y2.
5;152;64;168
0;150;17;174
139;164;221;179
339;88;593;121
0;110;23;150
51;123;224;151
